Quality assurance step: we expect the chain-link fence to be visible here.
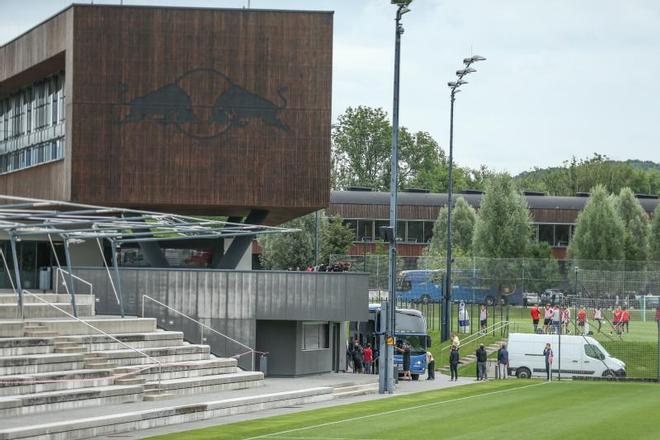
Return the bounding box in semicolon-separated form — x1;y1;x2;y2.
336;254;660;381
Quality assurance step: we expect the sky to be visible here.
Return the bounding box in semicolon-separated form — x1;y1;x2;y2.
1;0;659;174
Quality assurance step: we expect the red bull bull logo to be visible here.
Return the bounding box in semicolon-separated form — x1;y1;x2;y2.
120;68;289;139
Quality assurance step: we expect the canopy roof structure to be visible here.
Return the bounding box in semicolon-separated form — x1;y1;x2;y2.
0;194;298;319
0;195;297;243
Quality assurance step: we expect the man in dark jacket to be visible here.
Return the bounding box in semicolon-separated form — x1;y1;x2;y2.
449;345;460;381
497;343;509;379
476;344;488;381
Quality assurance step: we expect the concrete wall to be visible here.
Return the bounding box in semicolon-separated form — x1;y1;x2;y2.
72;267;368;374
255;320;297;376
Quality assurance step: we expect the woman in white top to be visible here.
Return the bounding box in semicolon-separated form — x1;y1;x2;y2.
480;305;488;333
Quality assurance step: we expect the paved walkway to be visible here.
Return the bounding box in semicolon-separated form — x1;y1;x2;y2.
109;372;480;439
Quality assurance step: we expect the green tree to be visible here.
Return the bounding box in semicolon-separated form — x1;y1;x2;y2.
331;106;445;191
320;215;355;265
651;204;660;262
568;185;625;265
472;174;532;294
473;174;531;258
614;187;650;263
258;214;315;270
427;196;477;256
331;106;391;190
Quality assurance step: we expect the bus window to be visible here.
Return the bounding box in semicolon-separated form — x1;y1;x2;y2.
397;276;412;291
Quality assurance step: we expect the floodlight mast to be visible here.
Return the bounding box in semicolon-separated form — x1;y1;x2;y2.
441;54;486;342
380;0;412;396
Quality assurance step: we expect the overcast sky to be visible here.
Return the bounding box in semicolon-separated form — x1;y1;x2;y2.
2;0;659;174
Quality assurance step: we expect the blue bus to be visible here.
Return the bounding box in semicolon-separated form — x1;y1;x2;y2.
396;269;523;306
368;303;430;381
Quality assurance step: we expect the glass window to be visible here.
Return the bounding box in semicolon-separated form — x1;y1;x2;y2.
555;225;570;247
302;322;329;350
538;224;554;244
407;221;424;243
357;220;374;242
424;222;435;243
342;219;357;242
397;221;405;241
374;220;389;241
584;344;604;360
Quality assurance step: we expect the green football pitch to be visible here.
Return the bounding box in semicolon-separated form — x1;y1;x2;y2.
148;380;660;440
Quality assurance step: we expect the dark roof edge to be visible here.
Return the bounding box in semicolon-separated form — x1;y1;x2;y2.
1;3;334;49
0;4;74;50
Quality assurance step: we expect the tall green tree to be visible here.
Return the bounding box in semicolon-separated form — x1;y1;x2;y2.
427;196;477;256
331;106;391;190
651;204;660;262
320;216;355;265
472;174;531;258
472;174;532;294
614;187;650;263
568;185;625;265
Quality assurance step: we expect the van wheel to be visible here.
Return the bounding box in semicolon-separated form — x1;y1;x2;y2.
516;367;531;379
421;295;430;304
603;370;616;378
412;374;419;381
499;296;508;306
485;296;495;306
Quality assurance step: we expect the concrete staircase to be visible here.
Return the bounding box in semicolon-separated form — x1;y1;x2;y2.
0;292;315;438
438;340;506;373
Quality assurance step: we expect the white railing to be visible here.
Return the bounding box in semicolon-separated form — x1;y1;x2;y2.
54;267;94;296
141;294;257;371
439;320;514;354
22;289;163;387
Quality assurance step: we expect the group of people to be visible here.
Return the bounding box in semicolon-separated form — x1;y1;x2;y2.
346;338;375;374
302;262;352;272
530;304;633;335
474;342;509;381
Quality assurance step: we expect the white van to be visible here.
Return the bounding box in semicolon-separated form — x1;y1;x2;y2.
507;333;626;379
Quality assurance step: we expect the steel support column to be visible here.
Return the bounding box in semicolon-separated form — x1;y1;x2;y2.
109;239;126;318
62;237;79;318
9;234;24;319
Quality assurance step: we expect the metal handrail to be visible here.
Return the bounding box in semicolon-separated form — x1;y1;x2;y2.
440;320;511;353
54;267;93;296
22;289;162;388
141;294;256;371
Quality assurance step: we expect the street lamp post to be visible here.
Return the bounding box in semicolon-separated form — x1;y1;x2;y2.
380;0;412;395
441;55;486;342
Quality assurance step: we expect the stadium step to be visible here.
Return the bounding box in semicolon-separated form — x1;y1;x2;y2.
333;382;379;398
0;352;87;376
113;358;238;381
0;384;144;417
0;387;334;439
0;369;114;396
0;303;94;319
142;371;264;396
0;293;94;305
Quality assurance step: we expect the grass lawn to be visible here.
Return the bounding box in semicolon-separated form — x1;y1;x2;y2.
147;381;660;440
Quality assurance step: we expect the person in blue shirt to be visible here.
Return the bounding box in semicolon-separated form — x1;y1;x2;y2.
497;343;509;379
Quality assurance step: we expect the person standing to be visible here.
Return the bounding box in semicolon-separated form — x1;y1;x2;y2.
480;305;488;334
402;342;412;380
544;304;553;334
426;351;435;380
543;343;554;381
561;306;571;334
530;304;541;333
476;344;488;381
656;306;660;323
497;343;509;379
363;343;373;374
352;341;363;374
621;306;630;334
577;306;587;335
449;345;459;381
593;307;603;333
552;305;561;334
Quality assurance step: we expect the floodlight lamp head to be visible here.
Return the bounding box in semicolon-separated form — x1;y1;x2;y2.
456;68;476;76
464;55;487;65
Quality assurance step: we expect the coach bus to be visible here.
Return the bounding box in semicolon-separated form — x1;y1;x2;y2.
359;304;431;380
396;269;523;306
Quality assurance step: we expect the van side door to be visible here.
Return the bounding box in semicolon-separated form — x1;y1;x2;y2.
582;344;601;376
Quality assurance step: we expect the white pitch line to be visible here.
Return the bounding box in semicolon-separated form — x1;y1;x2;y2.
245;382;548;440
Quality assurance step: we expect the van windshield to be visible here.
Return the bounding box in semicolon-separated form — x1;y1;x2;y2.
584;344;605;360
